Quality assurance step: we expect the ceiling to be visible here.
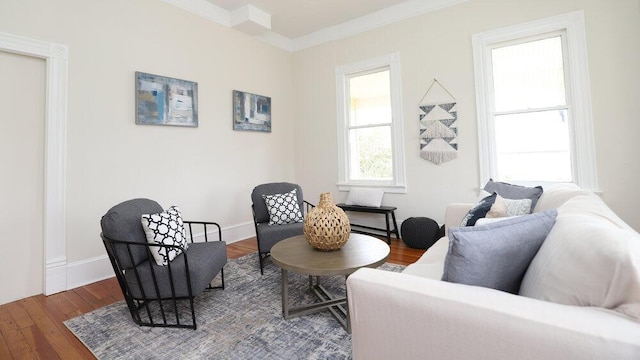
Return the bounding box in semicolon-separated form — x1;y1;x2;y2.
164;0;467;51
206;0;411;39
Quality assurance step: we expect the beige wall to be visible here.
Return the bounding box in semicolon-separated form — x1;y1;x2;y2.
0;0;639;295
292;0;640;230
0;0;295;264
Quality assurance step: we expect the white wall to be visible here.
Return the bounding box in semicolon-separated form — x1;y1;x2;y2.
0;0;295;276
292;0;640;231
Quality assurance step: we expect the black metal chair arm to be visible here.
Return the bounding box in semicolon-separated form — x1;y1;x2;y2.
104;236;190;252
184;220;222;243
304;200;315;212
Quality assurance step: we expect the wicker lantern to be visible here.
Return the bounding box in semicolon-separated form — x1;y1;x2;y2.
304;192;351;251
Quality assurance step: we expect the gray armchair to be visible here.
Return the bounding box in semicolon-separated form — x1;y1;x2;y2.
100;198;227;330
251;182;313;274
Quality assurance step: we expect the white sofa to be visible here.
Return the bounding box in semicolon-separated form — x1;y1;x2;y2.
347;184;640;359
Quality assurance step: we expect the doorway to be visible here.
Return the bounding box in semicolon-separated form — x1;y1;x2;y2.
0;50;46;304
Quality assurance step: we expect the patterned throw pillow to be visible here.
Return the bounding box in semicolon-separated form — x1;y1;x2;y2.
262;189;304;225
486;193;533;218
460;192;497;226
141;206;188;266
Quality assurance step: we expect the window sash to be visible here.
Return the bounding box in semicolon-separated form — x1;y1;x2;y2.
335;53;406;193
472;11;598;191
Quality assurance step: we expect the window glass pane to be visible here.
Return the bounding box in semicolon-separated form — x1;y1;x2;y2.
349;70;391;126
349;126;392;180
495;110;571;182
492;36;566;112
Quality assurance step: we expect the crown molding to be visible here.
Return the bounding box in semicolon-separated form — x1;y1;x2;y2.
291;0;469;51
162;0;230;26
161;0;469;52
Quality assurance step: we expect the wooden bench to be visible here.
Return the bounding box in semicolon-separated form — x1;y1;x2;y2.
336;204;400;244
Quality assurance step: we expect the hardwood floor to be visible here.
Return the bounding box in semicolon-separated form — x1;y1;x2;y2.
0;237;424;359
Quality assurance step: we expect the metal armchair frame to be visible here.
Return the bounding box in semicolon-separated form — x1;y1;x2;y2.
102;221;224;330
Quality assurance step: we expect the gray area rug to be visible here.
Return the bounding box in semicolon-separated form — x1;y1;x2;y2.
64;254;404;359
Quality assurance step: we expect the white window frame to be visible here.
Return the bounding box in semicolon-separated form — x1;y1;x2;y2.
472;11;599;191
335;52;406;193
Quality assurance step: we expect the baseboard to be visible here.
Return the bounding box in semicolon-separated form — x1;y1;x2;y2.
63;217;407;291
65;221;257;290
66;255;114;290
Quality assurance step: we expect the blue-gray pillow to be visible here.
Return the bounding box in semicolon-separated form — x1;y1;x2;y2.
460;192;497;226
483;179;543;213
442;210;557;294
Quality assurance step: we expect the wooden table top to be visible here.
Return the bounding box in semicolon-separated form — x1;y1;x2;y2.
270;233;390;276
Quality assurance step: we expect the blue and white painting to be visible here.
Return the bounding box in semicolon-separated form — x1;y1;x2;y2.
233;90;271;132
136;72;198;127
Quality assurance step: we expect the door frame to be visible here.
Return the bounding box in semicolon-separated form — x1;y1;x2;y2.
0;32;68;295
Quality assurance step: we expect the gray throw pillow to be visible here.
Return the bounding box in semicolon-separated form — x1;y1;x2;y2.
442;210;557;294
483;179;543;212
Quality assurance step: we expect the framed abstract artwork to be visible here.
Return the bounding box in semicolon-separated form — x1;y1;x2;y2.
232;90;271;132
135;72;198;127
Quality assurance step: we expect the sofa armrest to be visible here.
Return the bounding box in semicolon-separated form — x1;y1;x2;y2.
444;203;472;235
347;268;640;360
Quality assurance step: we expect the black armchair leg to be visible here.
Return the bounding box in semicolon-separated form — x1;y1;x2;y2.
258;252;264;275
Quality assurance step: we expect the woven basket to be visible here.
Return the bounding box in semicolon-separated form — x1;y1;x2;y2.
304;192;351;251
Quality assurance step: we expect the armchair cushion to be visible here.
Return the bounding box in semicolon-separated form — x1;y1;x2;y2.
443;210;557;294
141;206;188;266
262;189;304;225
252;182;304;224
125;241;227;299
101;198;164;269
255;221;304;252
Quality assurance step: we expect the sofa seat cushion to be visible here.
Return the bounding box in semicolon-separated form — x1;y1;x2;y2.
520;193;640;320
124;241;227;300
403;236;450;279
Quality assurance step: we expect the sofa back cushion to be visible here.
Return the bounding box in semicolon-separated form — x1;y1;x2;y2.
520;193;640;321
532;182;591;213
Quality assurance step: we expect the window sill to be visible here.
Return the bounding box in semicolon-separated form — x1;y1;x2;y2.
336;183;407;194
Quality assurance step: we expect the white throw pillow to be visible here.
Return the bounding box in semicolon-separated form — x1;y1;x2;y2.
520;194;640;321
262;189;304;225
141;206;188;266
474;216;521;226
345;188;384;207
484;193;532;219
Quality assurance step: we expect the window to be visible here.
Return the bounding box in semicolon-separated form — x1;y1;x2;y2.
473;11;598;190
335;53;406;193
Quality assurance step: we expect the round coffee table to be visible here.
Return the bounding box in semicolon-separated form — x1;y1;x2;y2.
270;233;390;332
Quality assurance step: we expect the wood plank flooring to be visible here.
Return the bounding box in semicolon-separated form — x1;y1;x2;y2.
0;237;424;359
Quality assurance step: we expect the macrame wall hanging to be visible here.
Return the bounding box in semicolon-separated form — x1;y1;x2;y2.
418;79;458;165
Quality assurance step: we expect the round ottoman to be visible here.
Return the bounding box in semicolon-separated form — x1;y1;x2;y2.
401;217;440;249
